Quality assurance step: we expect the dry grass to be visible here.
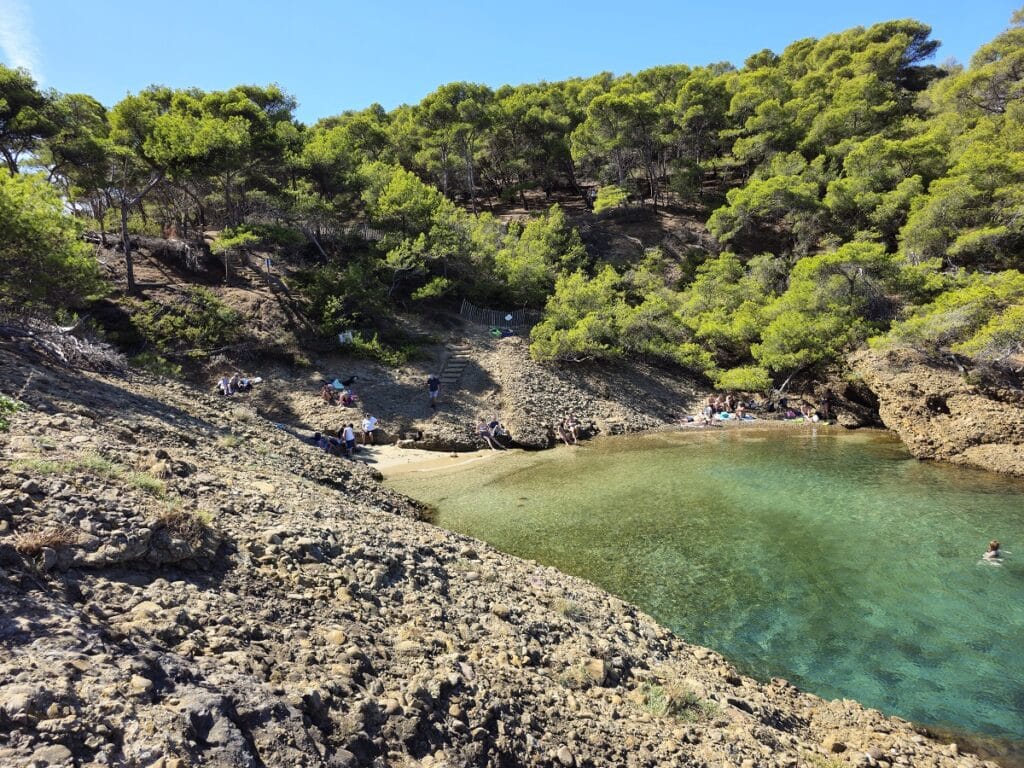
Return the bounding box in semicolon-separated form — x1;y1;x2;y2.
151;506;212;546
13;524;79;556
640;682;719;722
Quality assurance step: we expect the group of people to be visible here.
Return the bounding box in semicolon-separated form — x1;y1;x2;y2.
698;394;754;425
217;372;254;396
321;376;359;408
313;413;382;458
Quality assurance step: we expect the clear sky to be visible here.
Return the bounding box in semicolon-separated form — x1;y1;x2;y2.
1;0;1018;124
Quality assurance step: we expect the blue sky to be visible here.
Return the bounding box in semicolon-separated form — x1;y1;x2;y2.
0;0;1018;124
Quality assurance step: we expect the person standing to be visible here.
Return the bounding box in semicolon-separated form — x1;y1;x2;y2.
361;414;379;444
342;423;357;457
427;374;440;409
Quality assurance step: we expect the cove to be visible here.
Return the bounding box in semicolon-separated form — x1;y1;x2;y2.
385;428;1024;762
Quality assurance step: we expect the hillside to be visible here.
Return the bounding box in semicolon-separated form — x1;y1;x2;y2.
0;321;1006;768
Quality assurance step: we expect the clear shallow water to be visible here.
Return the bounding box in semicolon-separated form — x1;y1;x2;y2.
386;429;1024;760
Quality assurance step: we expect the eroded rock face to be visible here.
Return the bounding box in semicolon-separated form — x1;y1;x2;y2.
849;346;1024;476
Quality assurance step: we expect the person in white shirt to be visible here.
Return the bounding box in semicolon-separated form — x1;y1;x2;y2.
342;423;357;457
361;414;380;445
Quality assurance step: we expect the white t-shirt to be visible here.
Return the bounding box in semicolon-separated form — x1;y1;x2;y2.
343;426;355;441
362;416;379;432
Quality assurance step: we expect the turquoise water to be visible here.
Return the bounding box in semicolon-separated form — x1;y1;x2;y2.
386;428;1024;761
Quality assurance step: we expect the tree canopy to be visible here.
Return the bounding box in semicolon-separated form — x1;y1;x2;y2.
4;7;1024;385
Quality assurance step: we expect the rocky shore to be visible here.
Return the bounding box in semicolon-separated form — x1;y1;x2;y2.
850;347;1024;477
0;339;1005;768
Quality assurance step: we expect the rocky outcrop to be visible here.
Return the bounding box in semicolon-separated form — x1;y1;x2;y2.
0;342;1003;767
850;346;1024;476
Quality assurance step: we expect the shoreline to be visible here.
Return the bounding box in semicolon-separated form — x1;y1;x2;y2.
376;417;863;477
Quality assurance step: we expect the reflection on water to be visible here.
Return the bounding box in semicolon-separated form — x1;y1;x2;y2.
386;428;1024;762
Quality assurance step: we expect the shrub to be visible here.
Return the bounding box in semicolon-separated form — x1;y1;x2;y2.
349;332;420;366
128;472;165;497
715;365;773;392
593;185;629;214
0;394;22;432
126;287;242;360
640;683;718;722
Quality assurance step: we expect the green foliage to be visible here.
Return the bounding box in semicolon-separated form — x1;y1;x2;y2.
0;65;57;174
293;259;386;335
210;227;261;255
715;365;773;392
348;331;421;366
130;351;184;379
0;393;23;432
126;287;242;359
411;276;452;301
495;205;587;305
878;270;1024;366
11;11;1024;380
640;683;718;722
593;184;629;213
530;267;623;362
0;171;102;310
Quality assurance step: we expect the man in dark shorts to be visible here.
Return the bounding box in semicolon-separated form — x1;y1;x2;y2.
427;374;440;409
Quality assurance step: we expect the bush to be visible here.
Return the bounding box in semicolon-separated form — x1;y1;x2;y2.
348;331;420;366
593;185;629;214
126;287;242;359
640;683;718;722
715;365;773;392
0;394;22;432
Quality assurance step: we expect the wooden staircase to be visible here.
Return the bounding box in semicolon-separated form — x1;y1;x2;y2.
439;343;471;391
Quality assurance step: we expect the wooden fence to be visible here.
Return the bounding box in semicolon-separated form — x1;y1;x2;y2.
459;299;541;330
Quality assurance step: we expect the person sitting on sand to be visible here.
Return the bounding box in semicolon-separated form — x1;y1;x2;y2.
567;415;582;442
340;389;357;407
477;419;503;450
736;402;747;420
488;418;510;447
321;383;338;405
557;419;576;446
984;540;1003;560
218;374;233;396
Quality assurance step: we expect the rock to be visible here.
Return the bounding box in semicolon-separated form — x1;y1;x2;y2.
129;674;153;696
325;629;347;645
39;546;57;571
850;347;1024;477
20;479;42;496
824;735;848;753
583;658;608;685
28;743;73;765
556;745;575;766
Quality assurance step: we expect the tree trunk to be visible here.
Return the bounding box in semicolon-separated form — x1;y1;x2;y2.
120;201;136;295
464;140;477;213
1;148;18;175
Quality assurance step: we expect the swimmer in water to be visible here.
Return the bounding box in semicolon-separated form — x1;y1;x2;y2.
983;540;1002;561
